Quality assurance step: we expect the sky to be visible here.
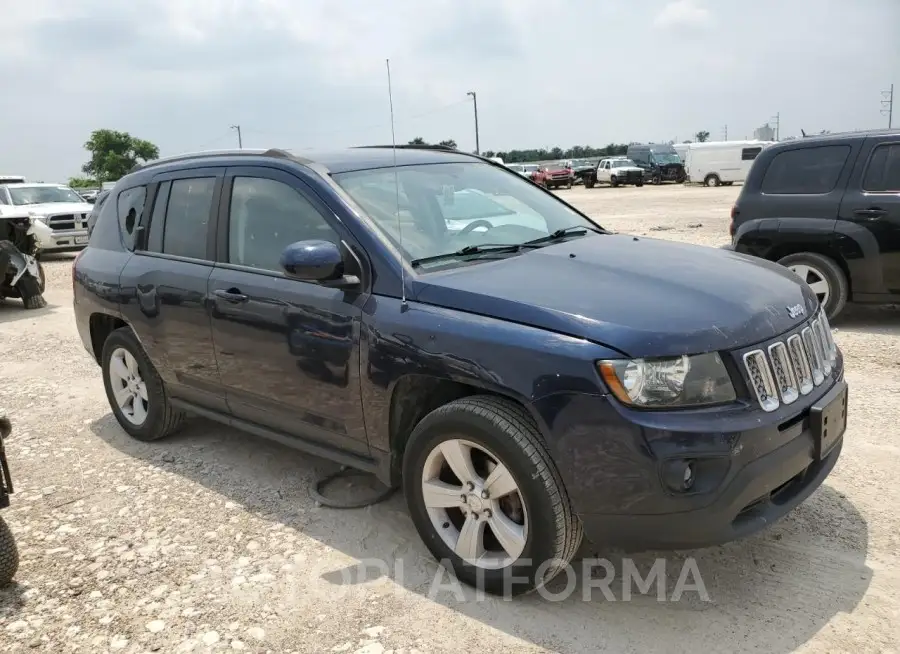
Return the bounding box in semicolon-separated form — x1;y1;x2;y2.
1;0;898;182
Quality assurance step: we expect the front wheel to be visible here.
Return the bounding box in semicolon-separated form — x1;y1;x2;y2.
777;252;848;320
585;178;595;189
403;396;583;596
0;516;19;587
610;175;619;188
635;180;644;187
704;174;721;187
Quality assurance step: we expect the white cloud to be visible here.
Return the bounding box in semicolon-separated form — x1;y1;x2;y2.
654;0;713;31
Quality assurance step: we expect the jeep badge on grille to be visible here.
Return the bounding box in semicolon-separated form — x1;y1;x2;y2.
787;304;805;319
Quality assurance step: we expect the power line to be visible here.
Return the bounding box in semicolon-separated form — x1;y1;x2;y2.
882;84;894;129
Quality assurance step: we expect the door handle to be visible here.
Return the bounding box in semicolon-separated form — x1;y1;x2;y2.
853;208;887;220
214;288;248;303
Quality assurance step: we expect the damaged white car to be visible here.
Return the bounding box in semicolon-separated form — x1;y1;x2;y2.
0;183;92;254
0;210;48;309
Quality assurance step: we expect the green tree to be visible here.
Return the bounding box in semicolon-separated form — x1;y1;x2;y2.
408;137;427;145
82;129;160;182
694;130;710;143
68;176;97;188
437;139;457;149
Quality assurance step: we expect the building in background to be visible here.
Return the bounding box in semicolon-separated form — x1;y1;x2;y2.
754;123;776;141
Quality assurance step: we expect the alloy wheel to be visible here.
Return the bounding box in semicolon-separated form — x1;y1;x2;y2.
788;263;831;307
108;347;149;425
421;438;528;569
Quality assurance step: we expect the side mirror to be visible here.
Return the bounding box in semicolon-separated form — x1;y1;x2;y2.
280;240;360;289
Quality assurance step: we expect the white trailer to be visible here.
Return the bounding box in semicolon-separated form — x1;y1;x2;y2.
683;140;775;187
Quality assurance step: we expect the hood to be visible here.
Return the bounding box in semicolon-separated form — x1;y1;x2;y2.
413;234;818;357
18;202;92;215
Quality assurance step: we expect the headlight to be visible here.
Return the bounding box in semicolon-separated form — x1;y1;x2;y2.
27;212;47;224
598;352;736;409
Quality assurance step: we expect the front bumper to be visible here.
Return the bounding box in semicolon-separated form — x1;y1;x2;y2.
532;363;846;551
39;227;89;252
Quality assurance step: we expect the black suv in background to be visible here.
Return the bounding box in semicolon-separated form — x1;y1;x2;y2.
626;143;686;184
729;129;900;320
73;146;846;596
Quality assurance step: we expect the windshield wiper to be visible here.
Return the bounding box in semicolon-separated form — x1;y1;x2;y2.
523;224;602;246
410;243;541;268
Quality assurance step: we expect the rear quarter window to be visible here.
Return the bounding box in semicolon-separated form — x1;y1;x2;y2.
862;143;900;192
761;145;851;194
117;186;147;250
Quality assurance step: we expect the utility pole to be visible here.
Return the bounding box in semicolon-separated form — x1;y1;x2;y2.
467;91;480;155
882;84;894;129
773;112;780;141
722;124;728;141
230;124;243;149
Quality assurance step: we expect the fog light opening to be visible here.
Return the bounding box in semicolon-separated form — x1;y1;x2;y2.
663;459;696;493
682;462;695;491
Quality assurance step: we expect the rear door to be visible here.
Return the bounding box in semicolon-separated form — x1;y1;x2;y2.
120;168;227;411
208;166;370;455
837;133;900;296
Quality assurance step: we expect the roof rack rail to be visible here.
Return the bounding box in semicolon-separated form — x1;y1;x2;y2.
354;144;500;166
126;148;287;175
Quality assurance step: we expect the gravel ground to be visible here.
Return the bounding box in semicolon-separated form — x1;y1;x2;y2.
1;184;898;653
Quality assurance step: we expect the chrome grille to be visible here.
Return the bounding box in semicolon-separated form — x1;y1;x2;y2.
47;213;89;232
742;312;835;412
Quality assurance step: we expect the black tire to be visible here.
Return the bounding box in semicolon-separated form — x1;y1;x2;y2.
101;326;185;441
776;252;849;320
18;272;46;310
0;516;19;587
403;395;583;596
610;175;619;188
585;178;595;189
652;175;661;185
636;180;644;187
704;174;721;187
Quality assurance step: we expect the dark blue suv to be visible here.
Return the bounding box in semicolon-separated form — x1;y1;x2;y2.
73;146;848;595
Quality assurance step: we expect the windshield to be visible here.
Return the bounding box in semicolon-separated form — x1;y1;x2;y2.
650;152;681;165
9;185;85;205
333;162;601;265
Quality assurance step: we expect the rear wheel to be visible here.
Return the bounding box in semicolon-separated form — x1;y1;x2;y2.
403;395;582;596
704;174;721;187
635;180;644;187
777;252;848;320
101;327;185;441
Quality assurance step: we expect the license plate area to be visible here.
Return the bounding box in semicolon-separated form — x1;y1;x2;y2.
810;381;848;460
75;236;89;244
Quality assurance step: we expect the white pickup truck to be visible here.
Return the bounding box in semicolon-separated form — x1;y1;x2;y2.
584;158;645;188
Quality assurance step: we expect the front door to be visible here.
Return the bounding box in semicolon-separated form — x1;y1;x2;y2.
838;135;900;296
208;167;370;455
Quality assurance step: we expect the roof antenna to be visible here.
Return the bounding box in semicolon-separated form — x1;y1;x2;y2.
386;58;408;310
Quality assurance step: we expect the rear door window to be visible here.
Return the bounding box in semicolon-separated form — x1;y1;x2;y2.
862;143;900;192
161;178;216;260
761;145;850;194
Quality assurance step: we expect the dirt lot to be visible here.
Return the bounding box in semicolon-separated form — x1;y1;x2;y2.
1;184;898;653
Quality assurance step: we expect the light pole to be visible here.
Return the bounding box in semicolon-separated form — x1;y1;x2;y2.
230;124;243;149
467;91;480;155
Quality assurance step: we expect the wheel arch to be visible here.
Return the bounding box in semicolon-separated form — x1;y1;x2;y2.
386;373;544;487
88;312;130;364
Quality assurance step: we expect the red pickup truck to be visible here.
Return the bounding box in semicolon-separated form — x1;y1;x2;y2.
530;162;574;190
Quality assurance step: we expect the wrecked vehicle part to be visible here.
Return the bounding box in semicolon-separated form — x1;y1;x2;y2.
0;215;47;309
